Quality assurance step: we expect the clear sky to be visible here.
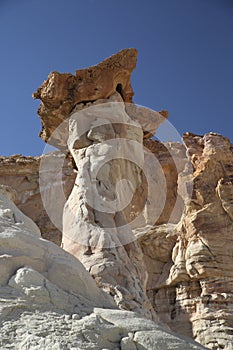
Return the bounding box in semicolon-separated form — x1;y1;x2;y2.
0;0;233;156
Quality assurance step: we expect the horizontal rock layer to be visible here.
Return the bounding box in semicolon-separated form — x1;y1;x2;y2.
0;152;75;245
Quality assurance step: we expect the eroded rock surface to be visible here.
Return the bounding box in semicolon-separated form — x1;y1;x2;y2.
0;185;111;307
0;185;207;350
33;49;175;322
0;152;75;245
33;48;138;149
62;92;157;320
138;133;233;350
1;49;233;350
0;139;184;246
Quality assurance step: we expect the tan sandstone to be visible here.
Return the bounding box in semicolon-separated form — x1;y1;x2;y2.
0;185;207;350
138;132;233;350
0;152;75;245
1;49;232;350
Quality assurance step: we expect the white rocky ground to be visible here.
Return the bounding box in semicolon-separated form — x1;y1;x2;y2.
0;185;208;349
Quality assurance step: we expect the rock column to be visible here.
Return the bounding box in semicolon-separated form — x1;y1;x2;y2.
62;92;156;319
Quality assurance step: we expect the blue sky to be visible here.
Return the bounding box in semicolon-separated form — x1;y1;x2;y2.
0;0;233;155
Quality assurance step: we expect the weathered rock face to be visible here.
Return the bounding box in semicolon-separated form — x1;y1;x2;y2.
179;132;233;349
142;139;187;225
62;92;157;320
33;49;233;349
2;135;231;349
138;132;233;350
0;186;207;350
33;48;138;149
0;152;75;245
33;49;172;321
0;185;113;306
0;139;182;246
1;49;233;350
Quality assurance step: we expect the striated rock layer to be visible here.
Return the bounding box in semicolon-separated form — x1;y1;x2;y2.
0;152;75;245
0;138;182;242
2;133;232;349
61;92;157;320
138;133;233;350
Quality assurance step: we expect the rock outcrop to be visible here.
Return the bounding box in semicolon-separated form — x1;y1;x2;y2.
33;48;138;149
0;140;182;243
33;49;173;321
0;185;207;350
172;132;233;349
138;133;233;350
0;49;233;350
0;153;75;245
61;92;163;320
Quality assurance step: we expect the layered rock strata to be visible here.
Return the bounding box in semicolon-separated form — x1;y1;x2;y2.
0;139;184;244
0;153;75;245
2;133;233;349
138;133;233;350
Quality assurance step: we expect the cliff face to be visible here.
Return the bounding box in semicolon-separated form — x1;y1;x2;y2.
0;49;233;350
139;132;233;350
0;177;205;350
0;158;204;350
0;153;75;245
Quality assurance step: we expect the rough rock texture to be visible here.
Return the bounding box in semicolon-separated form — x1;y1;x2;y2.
62;92;157;320
0;152;75;245
33;48;138;149
0;139;182;245
0;185;112;307
1;49;233;350
59;92;184;321
33;49;233;349
137;133;233;350
142;139;187;225
0;186;207;350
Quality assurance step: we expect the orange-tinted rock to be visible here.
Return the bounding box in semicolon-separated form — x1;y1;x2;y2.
33;49;138;149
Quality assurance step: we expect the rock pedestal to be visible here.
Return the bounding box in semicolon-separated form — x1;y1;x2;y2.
33;49;166;320
62;92;156;318
31;49;233;349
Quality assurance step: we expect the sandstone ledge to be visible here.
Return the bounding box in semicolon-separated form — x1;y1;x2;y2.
33;48;138;148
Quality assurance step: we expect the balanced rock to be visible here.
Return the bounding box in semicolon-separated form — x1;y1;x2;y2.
1;49;233;350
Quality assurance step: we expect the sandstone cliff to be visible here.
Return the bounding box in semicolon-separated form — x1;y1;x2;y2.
0;185;206;350
0;49;232;350
0;153;75;245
